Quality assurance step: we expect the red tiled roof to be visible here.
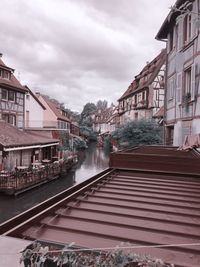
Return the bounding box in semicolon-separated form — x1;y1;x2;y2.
118;81;137;101
118;49;166;101
0;121;59;147
41;96;71;123
0;58;27;93
2;146;200;267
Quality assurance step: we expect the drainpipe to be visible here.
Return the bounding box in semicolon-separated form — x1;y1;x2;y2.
163;47;168;145
156;39;168;145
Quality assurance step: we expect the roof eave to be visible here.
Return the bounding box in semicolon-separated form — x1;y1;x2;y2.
156;0;193;40
0;82;28;93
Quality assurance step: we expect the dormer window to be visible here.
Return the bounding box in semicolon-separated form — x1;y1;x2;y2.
3;71;10;79
0;69;11;80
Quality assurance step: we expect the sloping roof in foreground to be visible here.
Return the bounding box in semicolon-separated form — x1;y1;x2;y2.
1;146;200;267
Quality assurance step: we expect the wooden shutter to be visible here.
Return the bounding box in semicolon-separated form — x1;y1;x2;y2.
176;72;182;104
177;18;183;51
191;64;196;100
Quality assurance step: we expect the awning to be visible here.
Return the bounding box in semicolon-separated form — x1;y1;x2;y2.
4;142;59;152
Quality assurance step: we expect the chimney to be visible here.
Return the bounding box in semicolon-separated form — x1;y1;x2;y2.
0;53;2;58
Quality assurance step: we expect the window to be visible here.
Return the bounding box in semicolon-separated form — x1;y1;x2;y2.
142;91;146;100
169;29;174;51
134;94;137;103
184;65;195;101
184;68;192;94
26;94;30;100
26;111;29;128
183;14;192;44
1;89;8;100
199;0;200;14
0;70;11;80
1;89;16;101
168;78;175;100
8;90;15;101
3;71;10;79
166;126;174;145
2;114;16;126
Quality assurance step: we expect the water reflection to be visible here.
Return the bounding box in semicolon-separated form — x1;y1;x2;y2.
75;143;109;183
0;143;109;223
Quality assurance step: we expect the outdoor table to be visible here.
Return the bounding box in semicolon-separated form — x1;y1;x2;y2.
16;166;29;170
0;170;9;177
32;162;42;166
42;159;51;164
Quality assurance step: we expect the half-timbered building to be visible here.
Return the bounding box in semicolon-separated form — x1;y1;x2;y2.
93;105;119;134
0;54;27;128
156;0;200;146
118;49;166;125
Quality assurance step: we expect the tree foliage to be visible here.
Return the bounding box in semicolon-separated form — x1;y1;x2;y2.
96;99;108;110
81;102;96;120
20;241;173;267
112;120;163;148
73;137;87;150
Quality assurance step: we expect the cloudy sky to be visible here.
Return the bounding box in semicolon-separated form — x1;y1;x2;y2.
0;0;175;112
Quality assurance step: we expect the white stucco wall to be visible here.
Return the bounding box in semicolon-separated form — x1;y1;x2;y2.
192;118;200;134
37;95;57;128
173;121;182;146
25;93;44;128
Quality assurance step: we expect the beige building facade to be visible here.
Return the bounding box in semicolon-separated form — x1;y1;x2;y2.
157;0;200;145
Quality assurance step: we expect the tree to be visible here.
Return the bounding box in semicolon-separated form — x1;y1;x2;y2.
81;103;96;120
112;120;163;148
96;100;108;110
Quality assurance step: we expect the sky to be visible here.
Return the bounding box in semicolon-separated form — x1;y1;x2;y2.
0;0;175;112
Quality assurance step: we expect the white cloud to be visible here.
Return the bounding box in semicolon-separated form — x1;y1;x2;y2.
0;0;175;112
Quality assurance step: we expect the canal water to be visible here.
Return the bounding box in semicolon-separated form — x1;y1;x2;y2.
0;143;110;224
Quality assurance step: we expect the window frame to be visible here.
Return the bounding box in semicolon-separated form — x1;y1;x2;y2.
8;90;16;102
1;88;8;100
184;67;192;95
2;113;16;126
183;13;192;45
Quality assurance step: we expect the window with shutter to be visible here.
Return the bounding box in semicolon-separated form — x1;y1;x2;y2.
191;64;196;100
168;77;175;100
177;19;183;51
176;72;182;104
185;68;192;95
183;14;192;45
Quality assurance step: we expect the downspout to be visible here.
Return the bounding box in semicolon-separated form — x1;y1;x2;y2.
163;44;168;145
156;38;168;145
